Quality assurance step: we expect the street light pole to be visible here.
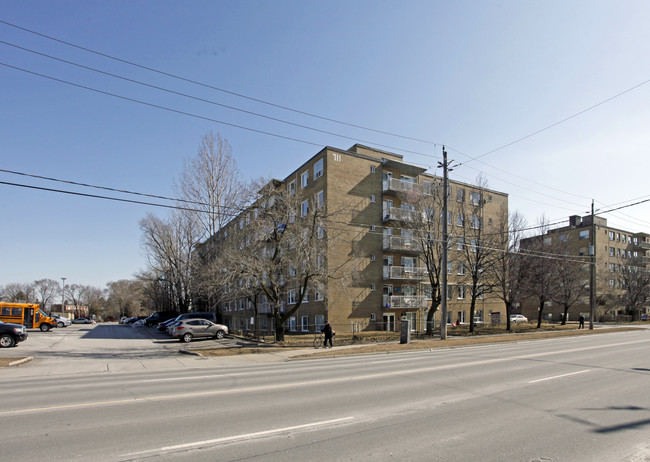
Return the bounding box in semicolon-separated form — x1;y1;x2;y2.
61;277;66;315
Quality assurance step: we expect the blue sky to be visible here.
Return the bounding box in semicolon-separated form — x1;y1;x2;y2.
2;0;650;288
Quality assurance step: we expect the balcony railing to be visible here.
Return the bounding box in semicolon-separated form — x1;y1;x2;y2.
383;266;428;280
383;178;436;196
383;295;428;309
383;235;421;252
383;206;421;222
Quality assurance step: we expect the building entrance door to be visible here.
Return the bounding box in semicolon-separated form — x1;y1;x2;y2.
383;313;395;332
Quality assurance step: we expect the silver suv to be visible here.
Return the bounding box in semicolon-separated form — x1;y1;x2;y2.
171;319;228;343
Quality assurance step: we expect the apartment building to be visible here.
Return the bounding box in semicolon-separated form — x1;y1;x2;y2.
206;144;509;334
520;214;650;322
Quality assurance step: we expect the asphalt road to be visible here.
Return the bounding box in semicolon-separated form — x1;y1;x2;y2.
1;326;649;461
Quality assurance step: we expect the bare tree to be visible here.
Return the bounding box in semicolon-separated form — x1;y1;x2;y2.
0;283;34;302
33;279;60;312
140;211;197;313
520;217;561;328
106;279;146;319
398;180;444;336
617;257;650;321
488;210;527;331
212;181;345;342
455;178;501;333
552;242;590;324
176;131;242;242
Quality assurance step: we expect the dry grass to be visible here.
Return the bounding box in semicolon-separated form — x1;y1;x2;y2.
196;325;637;358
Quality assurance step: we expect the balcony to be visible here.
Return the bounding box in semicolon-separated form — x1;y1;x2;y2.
383;206;421;223
383;235;421;253
383;295;429;310
382;178;436;197
383;266;427;280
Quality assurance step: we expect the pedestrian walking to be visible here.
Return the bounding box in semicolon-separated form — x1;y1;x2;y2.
321;320;334;348
578;315;585;329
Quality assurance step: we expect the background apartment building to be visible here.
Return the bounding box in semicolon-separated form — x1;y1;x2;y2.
209;144;509;335
520;215;650;322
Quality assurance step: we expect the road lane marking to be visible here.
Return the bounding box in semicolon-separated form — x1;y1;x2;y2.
122;416;354;457
528;369;591;384
3;338;648;416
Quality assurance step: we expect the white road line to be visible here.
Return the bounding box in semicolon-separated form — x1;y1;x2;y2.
528;369;591;384
122;416;355;457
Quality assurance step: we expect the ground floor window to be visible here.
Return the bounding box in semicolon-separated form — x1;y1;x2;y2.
315;315;324;331
288;316;297;331
301;316;309;332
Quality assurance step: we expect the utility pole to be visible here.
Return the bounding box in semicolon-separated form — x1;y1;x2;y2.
589;200;596;330
439;146;450;340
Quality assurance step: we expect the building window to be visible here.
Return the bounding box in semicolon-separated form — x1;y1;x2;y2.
301;316;309;332
458;285;466;300
370;254;376;262
315;289;324;301
370;283;376;291
332;153;341;162
457;188;465;202
317;226;324;239
470;239;477;252
457;213;464;227
579;230;590;240
370;194;376;203
370;166;376;173
370;225;376;232
470;215;480;229
301;200;309;217
370;312;376;321
314;158;324;180
457;237;464;250
301;171;309;188
315;315;324;330
287;290;297;304
288;317;297;331
287;180;296;195
458;262;465;275
609;247;615;257
315;190;324;209
470;192;481;205
447;261;453;274
608;231;615;240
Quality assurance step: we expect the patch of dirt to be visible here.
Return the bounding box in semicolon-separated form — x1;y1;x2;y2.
0;357;28;367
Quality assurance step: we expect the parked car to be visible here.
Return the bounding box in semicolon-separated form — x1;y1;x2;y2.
510;314;528;324
165;312;217;335
157;318;178;332
72;317;94;324
144;310;179;327
171;319;228;343
51;315;71;328
0;320;28;348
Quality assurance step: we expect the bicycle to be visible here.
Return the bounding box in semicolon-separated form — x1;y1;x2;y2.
313;331;335;348
313;332;323;348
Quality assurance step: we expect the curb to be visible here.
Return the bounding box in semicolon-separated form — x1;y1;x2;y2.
8;356;33;366
178;349;203;356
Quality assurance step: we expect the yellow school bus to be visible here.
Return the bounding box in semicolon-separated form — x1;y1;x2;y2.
0;302;57;332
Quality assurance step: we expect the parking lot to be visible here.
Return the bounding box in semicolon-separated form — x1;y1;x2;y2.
0;322;242;373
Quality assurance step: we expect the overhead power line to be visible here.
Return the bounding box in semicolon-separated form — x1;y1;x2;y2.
0;61;439;160
0;19;438;146
0;40;437;157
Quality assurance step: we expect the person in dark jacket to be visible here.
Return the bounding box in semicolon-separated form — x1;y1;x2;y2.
321;320;334;348
578;315;585;329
